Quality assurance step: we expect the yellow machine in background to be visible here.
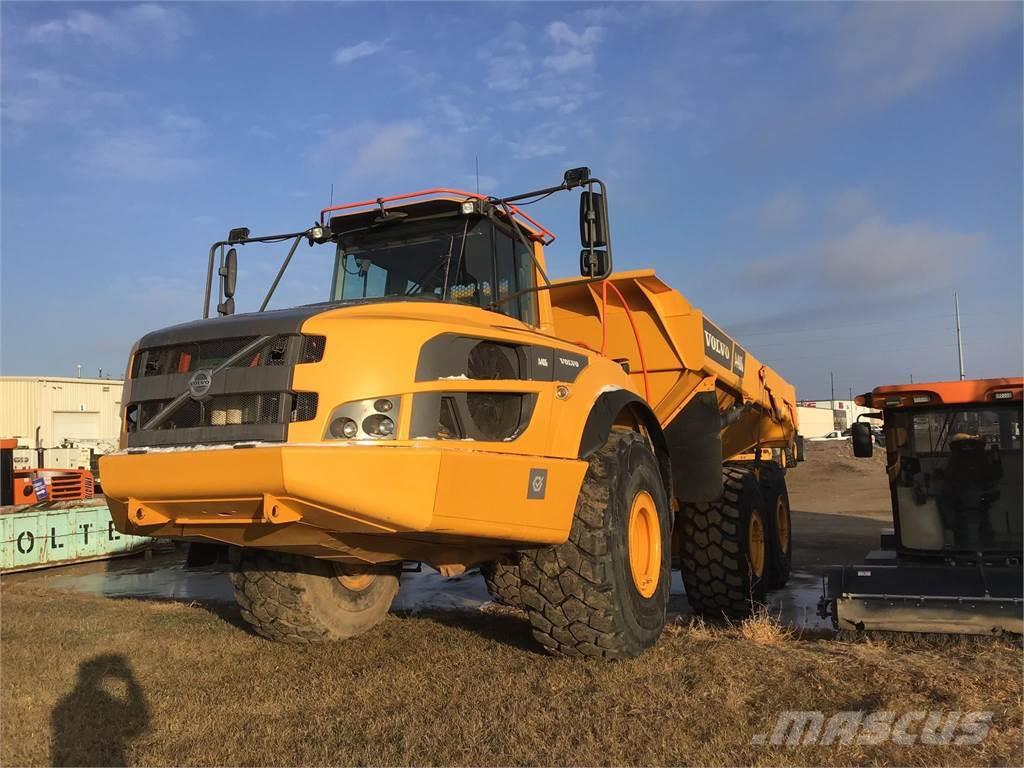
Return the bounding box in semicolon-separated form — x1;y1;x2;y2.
101;168;800;657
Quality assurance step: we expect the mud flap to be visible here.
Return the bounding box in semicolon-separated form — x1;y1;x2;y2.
664;391;722;503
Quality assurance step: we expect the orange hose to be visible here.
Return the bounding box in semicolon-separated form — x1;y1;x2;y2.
602;280;651;403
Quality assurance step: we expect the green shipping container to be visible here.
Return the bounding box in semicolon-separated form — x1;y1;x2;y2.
0;503;151;572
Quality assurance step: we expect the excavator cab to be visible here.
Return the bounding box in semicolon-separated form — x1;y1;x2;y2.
822;378;1023;635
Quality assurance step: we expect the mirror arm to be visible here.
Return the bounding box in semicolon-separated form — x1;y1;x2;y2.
259;235;304;312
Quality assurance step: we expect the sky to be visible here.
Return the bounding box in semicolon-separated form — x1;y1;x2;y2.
2;1;1021;400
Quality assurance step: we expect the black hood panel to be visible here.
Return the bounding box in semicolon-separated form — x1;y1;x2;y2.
139;304;333;348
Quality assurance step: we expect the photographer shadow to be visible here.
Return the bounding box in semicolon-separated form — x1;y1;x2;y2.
51;654;150;767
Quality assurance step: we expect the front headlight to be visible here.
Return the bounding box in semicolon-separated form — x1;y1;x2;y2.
324;396;400;440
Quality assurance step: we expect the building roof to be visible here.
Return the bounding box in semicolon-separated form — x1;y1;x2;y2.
0;376;124;385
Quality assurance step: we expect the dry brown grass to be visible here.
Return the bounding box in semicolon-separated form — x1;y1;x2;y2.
2;581;1021;767
737;605;795;646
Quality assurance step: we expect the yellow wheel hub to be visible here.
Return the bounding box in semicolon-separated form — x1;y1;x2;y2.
627;490;661;598
334;564;376;592
775;496;790;554
748;511;766;578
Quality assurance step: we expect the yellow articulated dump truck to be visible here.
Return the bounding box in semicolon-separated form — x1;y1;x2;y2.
101;168;800;658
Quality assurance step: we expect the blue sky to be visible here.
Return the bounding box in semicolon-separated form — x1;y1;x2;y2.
2;1;1021;399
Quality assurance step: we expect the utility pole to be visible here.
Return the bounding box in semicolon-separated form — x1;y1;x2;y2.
830;370;837;430
955;291;966;381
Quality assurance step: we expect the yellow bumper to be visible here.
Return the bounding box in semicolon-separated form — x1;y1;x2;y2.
100;443;587;563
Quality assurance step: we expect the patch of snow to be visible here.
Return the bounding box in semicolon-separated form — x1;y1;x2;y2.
437;374;469;380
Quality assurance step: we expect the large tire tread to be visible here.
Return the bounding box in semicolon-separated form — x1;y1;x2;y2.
229;550;398;644
480;560;523;607
519;430;669;659
679;465;766;620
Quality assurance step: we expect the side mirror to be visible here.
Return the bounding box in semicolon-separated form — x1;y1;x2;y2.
579;190;608;248
851;422;873;458
221;248;238;298
217;248;237;316
579;185;612;278
580;249;609;278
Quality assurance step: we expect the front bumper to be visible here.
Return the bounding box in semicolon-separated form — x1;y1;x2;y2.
100;442;587;563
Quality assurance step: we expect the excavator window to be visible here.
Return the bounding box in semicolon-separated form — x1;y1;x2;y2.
886;403;1022;554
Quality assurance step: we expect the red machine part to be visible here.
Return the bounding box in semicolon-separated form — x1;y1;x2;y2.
13;468;95;504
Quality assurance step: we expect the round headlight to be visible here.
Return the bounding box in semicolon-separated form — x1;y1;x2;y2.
374;398;394;413
330;417;358;439
363;414;395;437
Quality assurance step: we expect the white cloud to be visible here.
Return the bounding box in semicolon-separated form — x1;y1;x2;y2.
739;188;983;299
544;21;605;73
509;141;567;161
819;216;983;291
85;110;205;181
478;23;533;91
1;68;128;125
831;3;1018;105
334;40;387;65
827;188;875;224
753;191;803;234
319;122;425;179
25;3;189;51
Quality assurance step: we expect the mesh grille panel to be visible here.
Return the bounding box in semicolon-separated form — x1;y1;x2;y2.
127;392;316;432
131;334;325;378
300;335;326;363
292;393;318;422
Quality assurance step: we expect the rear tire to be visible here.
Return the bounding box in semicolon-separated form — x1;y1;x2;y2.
679;465;768;620
230;550;399;643
760;466;792;589
519;430;671;658
480;560;522;607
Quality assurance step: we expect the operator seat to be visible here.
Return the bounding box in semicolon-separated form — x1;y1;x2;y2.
938;434;1002;550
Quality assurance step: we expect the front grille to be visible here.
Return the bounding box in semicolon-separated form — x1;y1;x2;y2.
125;331;326;447
131;334;325;378
126;391;317;432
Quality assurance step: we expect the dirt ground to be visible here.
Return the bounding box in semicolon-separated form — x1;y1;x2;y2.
2;441;1021;767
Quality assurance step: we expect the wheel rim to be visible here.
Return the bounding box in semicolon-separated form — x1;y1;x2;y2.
627;490;661;598
334;563;376;592
775;496;790;554
748;511;766;577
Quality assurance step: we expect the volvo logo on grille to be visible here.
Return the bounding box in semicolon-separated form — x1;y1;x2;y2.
188;369;214;399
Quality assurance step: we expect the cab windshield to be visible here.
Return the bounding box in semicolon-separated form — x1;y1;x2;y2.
329;217;537;325
886;404;1022;553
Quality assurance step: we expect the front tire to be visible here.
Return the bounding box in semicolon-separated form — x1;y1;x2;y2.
678;465;769;620
230;550;399;643
519;430;671;658
479;560;522;607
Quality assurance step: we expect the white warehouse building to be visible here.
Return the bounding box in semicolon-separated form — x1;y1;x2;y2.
0;376;125;451
798;399;882;434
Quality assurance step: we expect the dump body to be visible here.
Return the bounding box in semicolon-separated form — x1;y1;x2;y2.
550;270;797;459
